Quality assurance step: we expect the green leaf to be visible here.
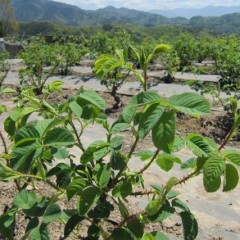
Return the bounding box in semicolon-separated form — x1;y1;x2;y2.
138;104;165;139
180;211;198;240
36;119;64;137
79;90;105;110
81;141;110;164
0;208;16;239
165;177;178;193
52;147;69;159
156;154;182;172
69;101;83;118
173;135;186;152
93;163;111;189
203;154;225;181
172;198;190;212
0;161;22;181
119;198;129;219
77;186;101;216
0;104;7;114
153;231;170;240
112;180;132;198
42;204;62;223
186;134;212;158
111;122;131;133
181;158;197;170
66;178;86;201
15;125;40;144
169;93;211;117
11;143;42;173
127;219;144;239
112;228;136;240
110;151;126;170
152;111;175;153
223;164;239;192
203;176;221;193
13;190;37;210
29;223;50;240
136;150;155;161
64;214;83;238
146;198;162;216
110;136;124;150
223;150;240;167
23;197;48;217
122;91;161;123
44;128;75;147
148;201;175;223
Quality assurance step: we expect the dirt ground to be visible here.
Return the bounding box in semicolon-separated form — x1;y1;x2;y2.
0;89;239;239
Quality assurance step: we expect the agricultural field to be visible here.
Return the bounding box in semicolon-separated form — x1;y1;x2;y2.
0;34;239;240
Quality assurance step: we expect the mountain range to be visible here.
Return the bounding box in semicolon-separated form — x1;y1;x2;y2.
150;5;240;19
11;0;240;34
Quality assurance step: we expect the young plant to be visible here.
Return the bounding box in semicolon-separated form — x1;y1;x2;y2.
18;38;61;94
131;44;171;91
0;86;239;240
0;50;10;88
94;48;132;109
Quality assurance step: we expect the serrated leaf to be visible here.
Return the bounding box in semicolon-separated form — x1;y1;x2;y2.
69;101;83;118
81;141;110;164
180;211;198;240
66;178;86;201
136;150;155;161
122;91;161;123
172;198;190;212
110;151;126;170
78;186;101;216
0;161;22;180
64;214;83;238
148;201;175;223
13;190;37;210
223;150;240;167
156;154;182;172
119;198;129;219
169;93;211;117
203;154;225;181
138;104;165;139
187;134;212;158
44;128;75;147
79;90;105;110
181;158;197;170
0;208;16;239
127;219;144;239
112;228;136;240
42;204;62;223
93;163;111;189
29;223;49;240
203;176;221;193
223;164;239;192
152;112;175;153
111;122;131;133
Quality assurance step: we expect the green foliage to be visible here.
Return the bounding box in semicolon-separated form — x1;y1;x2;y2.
0;35;239;239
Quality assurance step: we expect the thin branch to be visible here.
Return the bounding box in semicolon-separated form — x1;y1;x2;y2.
137;149;160;174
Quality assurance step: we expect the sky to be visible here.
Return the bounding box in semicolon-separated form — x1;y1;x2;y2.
52;0;240;10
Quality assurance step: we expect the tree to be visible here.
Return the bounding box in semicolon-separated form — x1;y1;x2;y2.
0;0;18;37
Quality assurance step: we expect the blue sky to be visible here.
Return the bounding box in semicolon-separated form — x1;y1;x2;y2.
52;0;240;10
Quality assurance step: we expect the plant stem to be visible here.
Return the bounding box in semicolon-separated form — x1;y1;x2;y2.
137;149;160;174
0;130;8;154
69;120;85;152
175;169;198;186
218;125;235;152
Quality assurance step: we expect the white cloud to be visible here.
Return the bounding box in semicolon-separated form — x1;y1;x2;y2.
52;0;240;10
